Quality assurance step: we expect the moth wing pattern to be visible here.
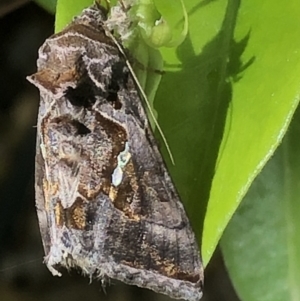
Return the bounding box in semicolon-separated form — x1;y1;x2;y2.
27;4;204;301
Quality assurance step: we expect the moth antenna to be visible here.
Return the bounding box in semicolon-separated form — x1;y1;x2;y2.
119;0;127;11
104;28;175;165
96;0;110;11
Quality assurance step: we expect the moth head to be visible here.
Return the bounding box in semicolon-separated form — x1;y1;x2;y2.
74;3;108;29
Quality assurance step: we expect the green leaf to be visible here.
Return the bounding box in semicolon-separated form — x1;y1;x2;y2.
55;0;93;32
221;105;300;301
155;0;300;266
136;0;188;48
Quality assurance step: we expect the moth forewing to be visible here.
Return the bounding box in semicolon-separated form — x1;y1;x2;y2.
27;4;204;301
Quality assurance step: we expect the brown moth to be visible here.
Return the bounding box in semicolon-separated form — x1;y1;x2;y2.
27;4;203;301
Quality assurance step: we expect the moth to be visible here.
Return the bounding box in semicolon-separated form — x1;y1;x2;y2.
27;4;203;301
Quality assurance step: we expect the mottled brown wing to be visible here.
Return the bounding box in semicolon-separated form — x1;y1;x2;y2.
34;118;51;256
27;4;204;301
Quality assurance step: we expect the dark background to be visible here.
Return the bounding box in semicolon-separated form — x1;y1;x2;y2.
0;1;240;300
